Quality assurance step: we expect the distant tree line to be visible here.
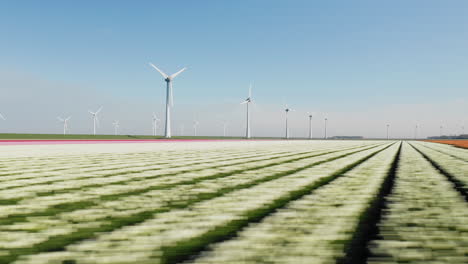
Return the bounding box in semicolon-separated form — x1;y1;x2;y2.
428;134;468;139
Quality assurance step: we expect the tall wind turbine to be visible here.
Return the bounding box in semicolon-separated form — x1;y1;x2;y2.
193;120;199;136
112;120;120;136
240;84;253;139
152;113;160;136
88;107;103;135
57;116;71;135
307;113;313;139
386;124;390;140
284;105;293;139
221;120;228;137
324;118;328;139
149;63;186;138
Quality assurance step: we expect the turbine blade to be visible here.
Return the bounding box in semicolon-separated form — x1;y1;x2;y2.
88;110;94;115
66;116;72;121
149;63;169;79
57;117;64;122
249;83;252;98
96;106;103;114
0;113;4;120
240;101;248;105
170;67;186;79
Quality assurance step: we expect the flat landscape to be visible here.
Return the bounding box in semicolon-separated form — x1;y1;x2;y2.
426;140;468;149
0;140;467;264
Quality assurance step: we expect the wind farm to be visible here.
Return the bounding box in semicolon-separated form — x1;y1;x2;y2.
0;2;468;264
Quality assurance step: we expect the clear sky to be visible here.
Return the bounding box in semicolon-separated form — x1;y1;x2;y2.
0;0;467;138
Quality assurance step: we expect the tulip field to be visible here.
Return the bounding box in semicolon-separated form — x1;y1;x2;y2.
0;140;467;264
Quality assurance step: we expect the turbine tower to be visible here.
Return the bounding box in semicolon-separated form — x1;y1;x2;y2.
324;118;328;139
193;120;199;136
240;84;253;138
152;113;160;136
57;116;71;135
284;105;293;139
386;124;390;140
414;124;419;139
307;113;313;139
88;106;103;136
221;120;228;137
112;120;120;136
149;63;186;139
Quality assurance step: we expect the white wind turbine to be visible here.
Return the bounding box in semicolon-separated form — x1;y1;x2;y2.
57;116;71;135
112;120;120;136
284;105;293;139
307;112;313;139
221;120;228;137
88;106;103;135
152;113;160;136
324;117;328;139
240;84;253;138
149;63;186;139
193;120;199;136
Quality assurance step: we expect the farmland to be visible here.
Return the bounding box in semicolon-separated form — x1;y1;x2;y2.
0;140;467;264
426;140;468;149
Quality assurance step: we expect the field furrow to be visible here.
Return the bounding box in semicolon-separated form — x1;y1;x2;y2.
367;143;468;264
5;143;392;264
187;143;401;264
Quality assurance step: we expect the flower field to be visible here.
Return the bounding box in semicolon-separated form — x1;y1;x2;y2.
0;140;467;264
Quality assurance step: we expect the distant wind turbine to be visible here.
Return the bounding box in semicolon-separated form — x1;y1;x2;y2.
149;63;186;138
414;124;418;139
88;106;103;135
112;120;120;136
193;120;199;136
57;116;71;135
284;105;293;139
152;113;160;136
240;84;253;139
307;113;313;139
324;118;328;139
386;124;390;140
221;121;228;137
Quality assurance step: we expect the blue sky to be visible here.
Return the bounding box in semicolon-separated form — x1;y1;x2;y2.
0;0;467;138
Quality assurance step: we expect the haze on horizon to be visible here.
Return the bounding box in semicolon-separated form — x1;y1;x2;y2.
0;0;467;139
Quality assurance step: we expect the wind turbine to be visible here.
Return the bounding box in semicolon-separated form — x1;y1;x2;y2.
149;63;186;139
284;105;293;139
386;124;390;140
152;113;160;136
324;118;328;139
240;84;253;139
221;120;228;137
57;116;71;135
307;113;313;139
414;124;418;139
193;120;199;136
112;120;120;136
88;106;103;135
